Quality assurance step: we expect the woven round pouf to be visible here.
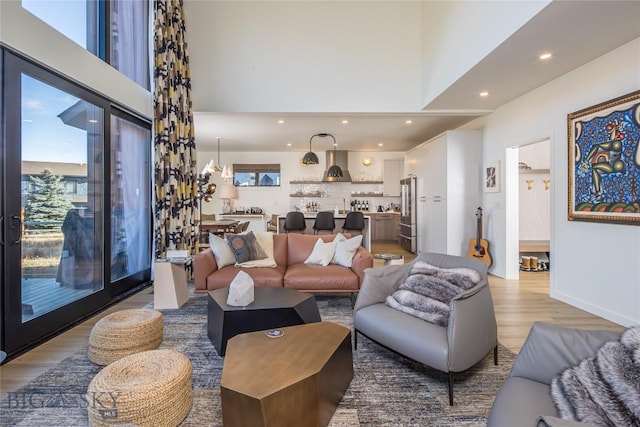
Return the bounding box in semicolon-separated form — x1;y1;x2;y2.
88;309;163;365
87;349;192;427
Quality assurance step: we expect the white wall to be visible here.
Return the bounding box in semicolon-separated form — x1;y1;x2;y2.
185;1;422;112
419;0;548;108
197;150;403;217
519;140;550;242
475;38;640;326
0;1;151;118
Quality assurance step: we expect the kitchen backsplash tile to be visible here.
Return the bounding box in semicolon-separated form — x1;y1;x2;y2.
289;182;400;213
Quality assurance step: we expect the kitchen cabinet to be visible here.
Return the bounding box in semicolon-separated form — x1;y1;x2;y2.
405;130;482;256
383;159;402;196
370;212;395;242
393;213;400;243
423;197;447;253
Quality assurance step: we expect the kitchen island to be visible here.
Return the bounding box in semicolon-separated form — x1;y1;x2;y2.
277;213;371;250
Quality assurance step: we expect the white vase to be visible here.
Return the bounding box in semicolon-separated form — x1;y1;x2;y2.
222;199;232;214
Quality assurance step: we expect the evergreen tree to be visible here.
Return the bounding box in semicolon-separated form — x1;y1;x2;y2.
25;169;74;229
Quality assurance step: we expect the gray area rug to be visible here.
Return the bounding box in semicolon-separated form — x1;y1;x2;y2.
1;292;515;426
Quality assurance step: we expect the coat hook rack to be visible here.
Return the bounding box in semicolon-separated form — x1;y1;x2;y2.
526;179;534;190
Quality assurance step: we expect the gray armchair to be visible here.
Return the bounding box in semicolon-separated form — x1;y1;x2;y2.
353;252;498;405
487;322;622;427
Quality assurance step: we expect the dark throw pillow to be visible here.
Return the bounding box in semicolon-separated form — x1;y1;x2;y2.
226;231;268;264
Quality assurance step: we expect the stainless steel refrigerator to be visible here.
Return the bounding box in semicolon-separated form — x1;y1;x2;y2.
399;176;416;253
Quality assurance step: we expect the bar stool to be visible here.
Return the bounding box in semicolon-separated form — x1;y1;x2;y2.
313;211;335;234
284;211;306;233
342;211;365;236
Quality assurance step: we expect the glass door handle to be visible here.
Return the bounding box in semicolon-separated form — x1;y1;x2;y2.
10;215;22;244
0;215;3;246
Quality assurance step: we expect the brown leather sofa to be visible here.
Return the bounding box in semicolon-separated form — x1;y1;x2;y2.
193;233;373;294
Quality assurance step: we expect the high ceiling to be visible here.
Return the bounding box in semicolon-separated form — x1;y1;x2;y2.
187;1;640;153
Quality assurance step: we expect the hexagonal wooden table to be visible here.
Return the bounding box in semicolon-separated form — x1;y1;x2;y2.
220;322;353;427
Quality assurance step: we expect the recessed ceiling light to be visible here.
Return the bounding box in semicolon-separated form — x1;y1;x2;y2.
342;120;348;124
378;143;384;147
479;91;489;97
539;52;552;60
278;119;285;124
287;143;292;147
89;119;98;123
405;120;412;124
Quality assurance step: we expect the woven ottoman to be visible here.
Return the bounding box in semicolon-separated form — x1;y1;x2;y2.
88;309;163;365
87;349;193;427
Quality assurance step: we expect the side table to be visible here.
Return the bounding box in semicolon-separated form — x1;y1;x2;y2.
153;259;190;309
373;253;404;266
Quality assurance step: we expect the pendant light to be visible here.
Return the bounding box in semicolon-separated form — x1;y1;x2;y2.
217;137;233;182
323;133;344;178
302;134;320;165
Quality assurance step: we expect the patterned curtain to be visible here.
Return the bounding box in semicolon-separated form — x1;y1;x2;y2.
153;0;199;264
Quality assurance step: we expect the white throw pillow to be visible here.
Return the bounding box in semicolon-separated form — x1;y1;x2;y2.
236;232;277;268
304;238;337;266
333;233;347;243
332;234;363;267
209;233;236;268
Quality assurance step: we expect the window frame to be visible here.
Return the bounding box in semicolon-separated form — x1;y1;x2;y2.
232;164;281;187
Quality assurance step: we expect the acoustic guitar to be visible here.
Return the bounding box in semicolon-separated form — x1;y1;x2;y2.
467;207;492;267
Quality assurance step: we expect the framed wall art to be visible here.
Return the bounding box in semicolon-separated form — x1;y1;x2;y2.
568;90;640;224
484;161;500;193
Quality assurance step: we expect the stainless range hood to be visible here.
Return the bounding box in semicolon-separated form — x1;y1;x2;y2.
322;150;352;182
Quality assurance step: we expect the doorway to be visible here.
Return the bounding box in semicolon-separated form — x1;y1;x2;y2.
505;138;551;278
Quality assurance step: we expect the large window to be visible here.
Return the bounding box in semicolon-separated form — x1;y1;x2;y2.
21;0;149;89
20;73;105;321
22;1;95;50
111;114;152;281
109;0;150;88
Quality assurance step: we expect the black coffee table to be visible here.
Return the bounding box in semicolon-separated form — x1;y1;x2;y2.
207;287;321;356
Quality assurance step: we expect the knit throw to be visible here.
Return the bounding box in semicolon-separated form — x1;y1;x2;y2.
551;327;640;426
384;261;482;327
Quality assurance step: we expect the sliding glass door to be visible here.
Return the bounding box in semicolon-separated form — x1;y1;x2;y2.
109;113;152;295
1;50;151;357
20;74;105;321
2;52;109;354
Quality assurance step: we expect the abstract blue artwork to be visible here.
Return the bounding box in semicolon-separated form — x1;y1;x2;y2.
568;90;640;224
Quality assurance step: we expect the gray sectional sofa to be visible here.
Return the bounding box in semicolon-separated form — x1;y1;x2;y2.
487;322;622;427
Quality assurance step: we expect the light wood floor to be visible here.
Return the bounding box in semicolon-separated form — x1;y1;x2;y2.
0;242;623;399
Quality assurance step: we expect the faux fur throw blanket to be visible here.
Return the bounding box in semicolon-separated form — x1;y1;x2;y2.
384;261;482;327
551;327;640;426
